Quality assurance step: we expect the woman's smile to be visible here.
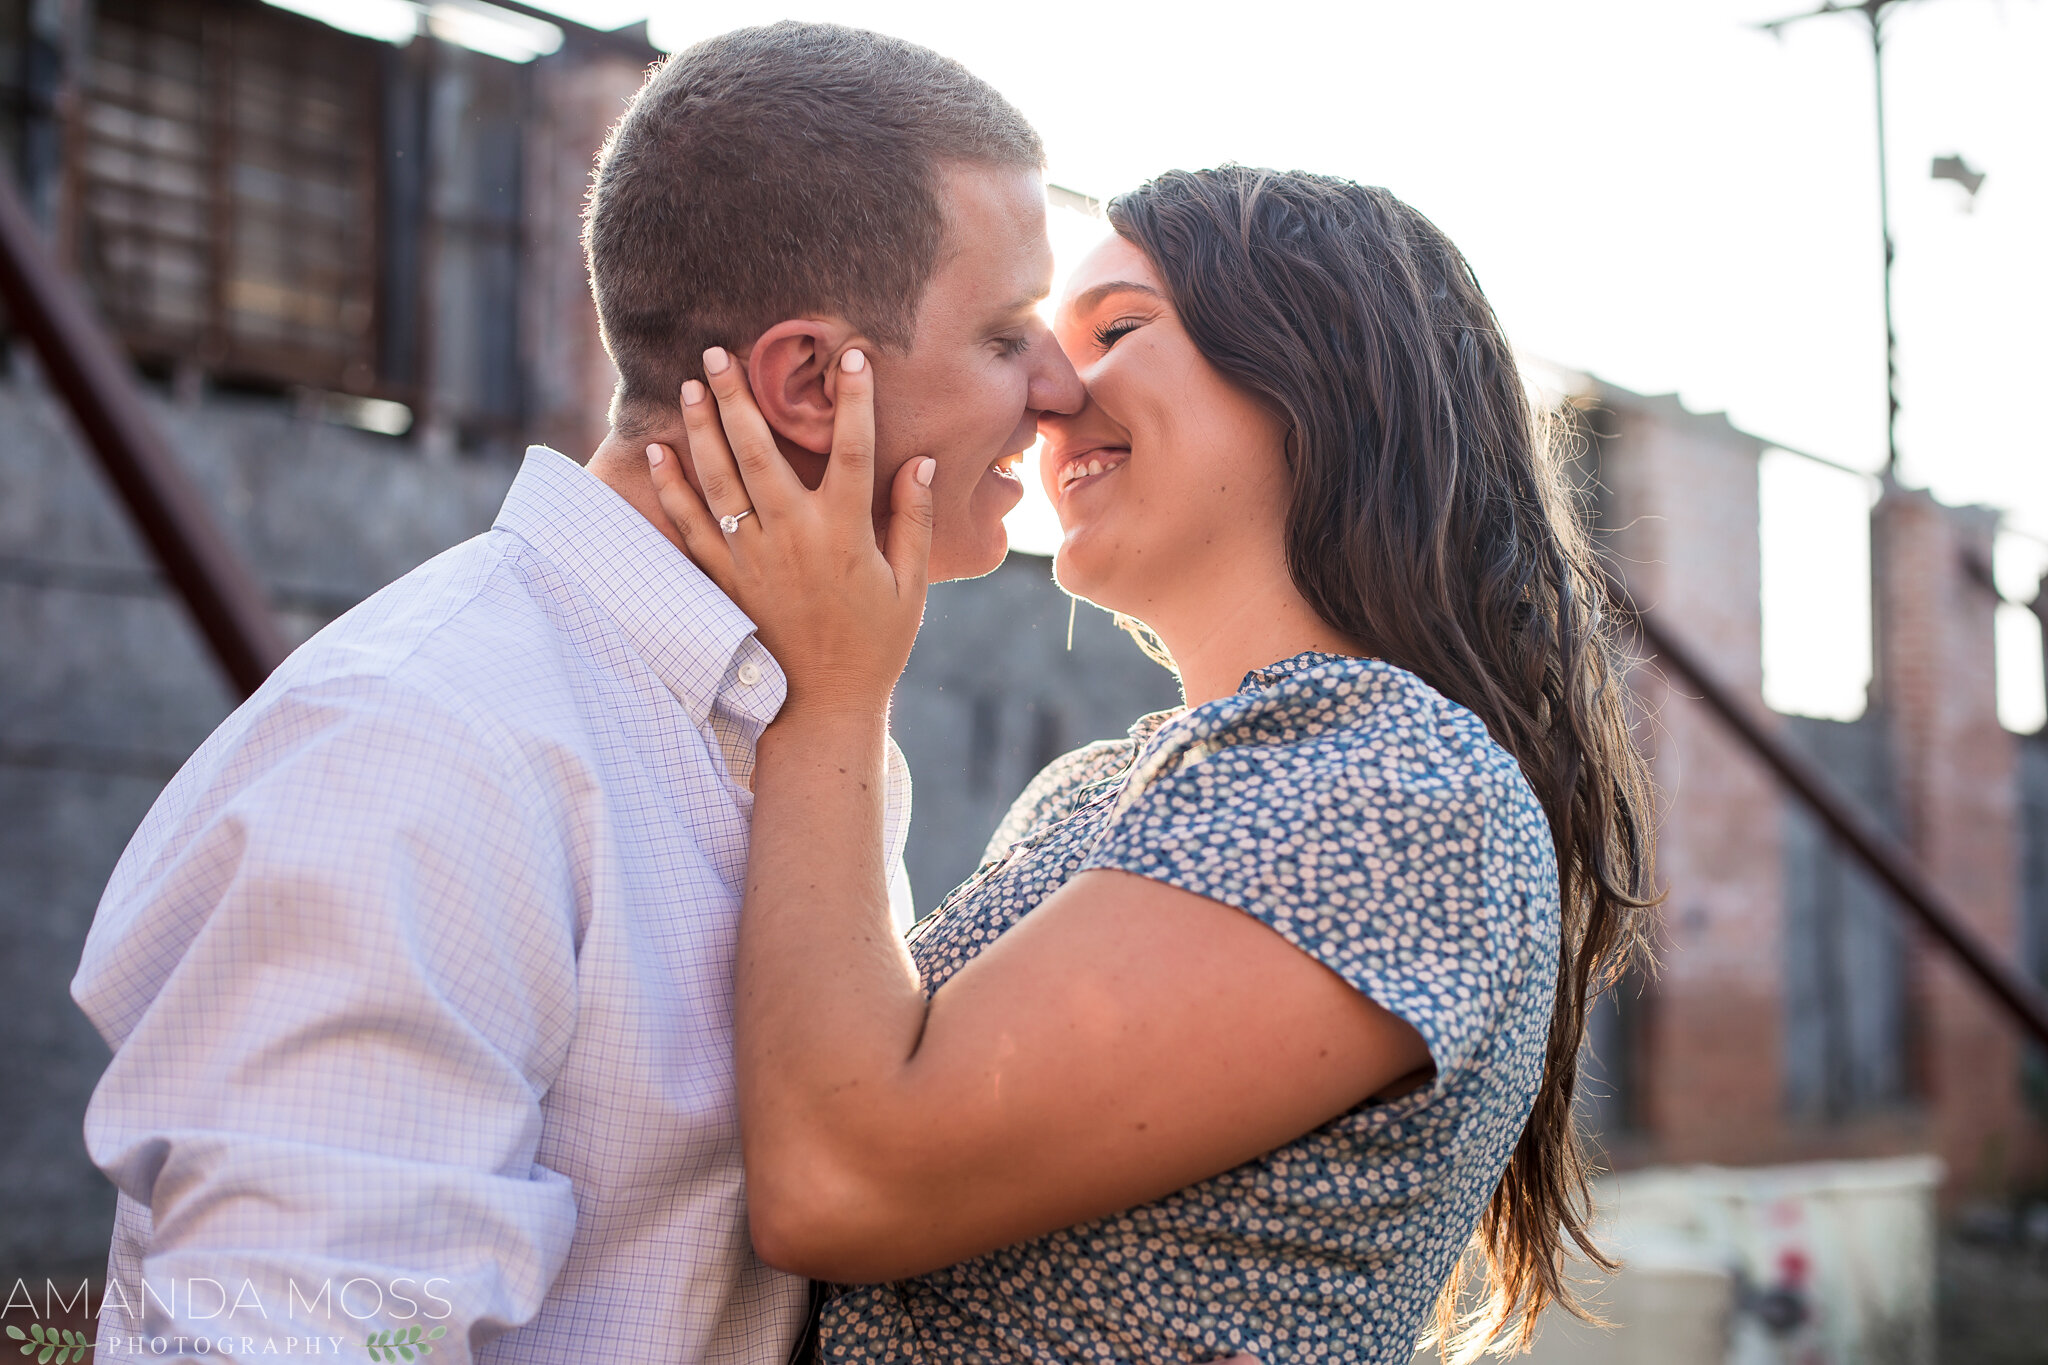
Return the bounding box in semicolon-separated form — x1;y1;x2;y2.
1048;445;1131;505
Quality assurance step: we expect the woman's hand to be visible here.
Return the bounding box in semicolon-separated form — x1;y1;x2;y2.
644;345;936;719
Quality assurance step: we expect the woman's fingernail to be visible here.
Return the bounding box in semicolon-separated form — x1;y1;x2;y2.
914;457;936;488
704;347;729;375
842;348;866;373
646;444;663;468
682;379;705;406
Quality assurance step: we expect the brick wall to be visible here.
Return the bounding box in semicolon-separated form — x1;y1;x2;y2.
1871;487;2039;1196
1588;383;1789;1165
1587;381;2046;1196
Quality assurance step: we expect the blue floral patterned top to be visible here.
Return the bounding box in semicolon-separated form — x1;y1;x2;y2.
820;653;1560;1364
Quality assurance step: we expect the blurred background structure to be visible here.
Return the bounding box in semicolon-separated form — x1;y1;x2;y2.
3;0;2046;1361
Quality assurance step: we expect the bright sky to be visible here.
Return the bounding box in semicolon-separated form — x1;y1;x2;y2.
279;0;2048;730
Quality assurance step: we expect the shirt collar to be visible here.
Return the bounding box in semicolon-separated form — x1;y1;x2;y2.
1239;650;1367;691
493;447;785;728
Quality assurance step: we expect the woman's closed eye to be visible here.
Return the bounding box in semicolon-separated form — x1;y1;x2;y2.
1091;316;1146;350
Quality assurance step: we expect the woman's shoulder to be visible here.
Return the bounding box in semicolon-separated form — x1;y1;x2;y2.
1152;652;1527;803
1101;651;1557;910
1087;653;1559;1084
980;709;1179;864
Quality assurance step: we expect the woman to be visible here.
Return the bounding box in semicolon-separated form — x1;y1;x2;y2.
647;167;1656;1364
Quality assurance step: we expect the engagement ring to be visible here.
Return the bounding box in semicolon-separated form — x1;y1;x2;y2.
719;509;755;534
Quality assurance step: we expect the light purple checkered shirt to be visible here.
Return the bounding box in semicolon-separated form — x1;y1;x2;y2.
73;447;914;1363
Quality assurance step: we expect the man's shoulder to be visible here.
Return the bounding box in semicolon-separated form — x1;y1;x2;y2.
286;529;562;696
148;532;599;832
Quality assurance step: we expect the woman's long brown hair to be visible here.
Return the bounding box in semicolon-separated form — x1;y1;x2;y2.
1109;167;1659;1358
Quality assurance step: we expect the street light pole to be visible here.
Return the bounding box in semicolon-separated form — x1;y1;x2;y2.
1760;0;1915;481
1869;9;1902;482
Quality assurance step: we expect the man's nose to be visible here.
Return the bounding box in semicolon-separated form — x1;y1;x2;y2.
1028;321;1086;416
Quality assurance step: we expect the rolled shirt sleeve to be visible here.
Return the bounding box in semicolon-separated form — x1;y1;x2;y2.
74;678;583;1360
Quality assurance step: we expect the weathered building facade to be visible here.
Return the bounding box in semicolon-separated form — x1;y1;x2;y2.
1576;378;2048;1200
3;0;2046;1303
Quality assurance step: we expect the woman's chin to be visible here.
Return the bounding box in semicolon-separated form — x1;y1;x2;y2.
1050;540;1117;610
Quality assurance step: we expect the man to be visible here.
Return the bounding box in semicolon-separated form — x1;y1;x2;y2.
73;22;1081;1362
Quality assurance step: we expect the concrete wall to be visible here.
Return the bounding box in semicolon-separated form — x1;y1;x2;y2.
895;559;1182;908
0;372;518;1276
2024;734;2048;993
2024;733;2048;1118
1781;715;1908;1122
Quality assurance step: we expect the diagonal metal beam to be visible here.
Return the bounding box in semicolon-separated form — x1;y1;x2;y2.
1622;601;2048;1050
0;170;286;698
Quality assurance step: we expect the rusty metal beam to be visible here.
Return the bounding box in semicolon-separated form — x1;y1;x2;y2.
1623;602;2048;1051
0;170;286;699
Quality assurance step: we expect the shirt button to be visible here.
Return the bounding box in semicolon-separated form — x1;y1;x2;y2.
737;662;763;686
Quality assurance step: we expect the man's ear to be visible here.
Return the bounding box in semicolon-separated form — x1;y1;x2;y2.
745;318;859;455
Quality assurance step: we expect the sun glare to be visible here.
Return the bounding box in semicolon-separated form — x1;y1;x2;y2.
1002;193;1115;560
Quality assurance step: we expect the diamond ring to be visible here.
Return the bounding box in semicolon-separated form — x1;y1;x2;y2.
718;508;755;534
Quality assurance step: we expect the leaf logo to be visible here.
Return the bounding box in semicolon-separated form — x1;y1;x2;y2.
364;1324;449;1361
5;1325;89;1364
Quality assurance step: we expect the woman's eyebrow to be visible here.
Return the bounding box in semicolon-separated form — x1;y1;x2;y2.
1071;280;1166;312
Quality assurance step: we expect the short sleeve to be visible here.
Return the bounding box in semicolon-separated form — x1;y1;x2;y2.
1078;662;1555;1086
73;677;585;1355
979;735;1146;868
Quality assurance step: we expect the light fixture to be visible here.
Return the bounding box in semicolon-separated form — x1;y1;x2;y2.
263;0;566;63
425;0;563;62
1930;153;1986;206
